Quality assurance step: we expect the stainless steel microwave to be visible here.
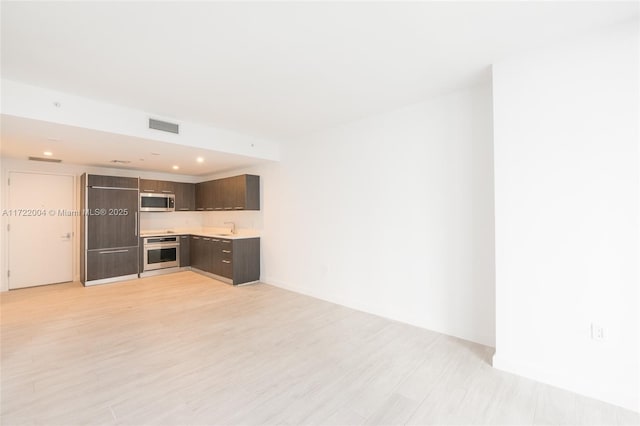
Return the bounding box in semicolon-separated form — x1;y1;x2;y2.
140;193;175;212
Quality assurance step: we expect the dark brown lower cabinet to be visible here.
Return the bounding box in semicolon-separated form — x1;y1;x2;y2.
208;238;231;278
230;238;260;284
190;236;204;270
190;236;259;285
201;238;213;272
190;236;213;272
214;237;260;284
86;247;138;281
179;235;190;266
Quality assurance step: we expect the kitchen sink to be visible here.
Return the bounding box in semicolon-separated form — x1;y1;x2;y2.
213;233;234;237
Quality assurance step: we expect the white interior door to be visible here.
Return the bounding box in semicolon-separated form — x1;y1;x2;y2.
8;172;74;289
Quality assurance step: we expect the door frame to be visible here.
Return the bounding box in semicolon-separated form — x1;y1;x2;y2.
6;170;78;289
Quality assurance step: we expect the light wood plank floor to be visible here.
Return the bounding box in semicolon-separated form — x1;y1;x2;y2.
1;272;638;426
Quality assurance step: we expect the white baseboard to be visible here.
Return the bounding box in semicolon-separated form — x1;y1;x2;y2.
493;353;639;413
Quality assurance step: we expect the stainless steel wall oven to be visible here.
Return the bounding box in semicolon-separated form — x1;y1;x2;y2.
143;236;180;271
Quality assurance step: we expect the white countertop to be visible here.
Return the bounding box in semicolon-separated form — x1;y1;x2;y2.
140;228;260;240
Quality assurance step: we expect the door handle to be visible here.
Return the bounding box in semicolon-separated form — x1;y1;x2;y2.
60;232;71;239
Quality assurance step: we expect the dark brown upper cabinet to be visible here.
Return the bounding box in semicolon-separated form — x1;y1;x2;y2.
195;180;214;211
88;175;138;189
141;179;194;211
174;182;195;211
139;179;175;194
145;174;259;212
214;175;260;211
233;175;259;210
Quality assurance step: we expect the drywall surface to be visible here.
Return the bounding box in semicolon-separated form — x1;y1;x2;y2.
249;83;496;346
492;20;639;411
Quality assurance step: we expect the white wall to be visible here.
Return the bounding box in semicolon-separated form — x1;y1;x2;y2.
243;83;496;347
492;20;639;411
139;212;202;232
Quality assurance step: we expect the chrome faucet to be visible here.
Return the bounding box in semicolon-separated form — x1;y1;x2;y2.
224;221;236;235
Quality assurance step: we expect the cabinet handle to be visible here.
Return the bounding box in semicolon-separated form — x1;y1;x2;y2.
181;236;188;239
211;239;220;242
222;260;231;264
196;208;204;211
99;249;128;254
224;207;233;210
214;208;223;210
222;240;231;244
203;238;211;241
161;190;172;193
143;189;155;192
234;207;244;210
192;236;200;240
206;208;214;210
178;208;189;211
222;250;231;253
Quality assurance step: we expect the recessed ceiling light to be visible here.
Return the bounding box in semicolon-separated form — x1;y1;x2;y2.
43;151;53;156
172;165;179;170
196;157;204;163
151;152;160;156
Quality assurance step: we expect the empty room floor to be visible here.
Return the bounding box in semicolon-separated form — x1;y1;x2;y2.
1;272;638;425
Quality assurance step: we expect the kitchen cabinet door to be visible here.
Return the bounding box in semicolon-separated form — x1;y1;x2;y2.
139;179;158;193
190;236;204;270
220;176;242;210
190;236;214;272
175;183;195;211
209;238;223;275
195;183;204;211
86;246;138;281
211;180;224;211
218;239;233;279
195;181;214;211
222;175;260;211
179;235;190;266
140;179;175;194
87;187;139;250
230;238;260;284
88;175;138;189
156;180;175;194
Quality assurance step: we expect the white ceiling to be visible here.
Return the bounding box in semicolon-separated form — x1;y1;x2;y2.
0;115;269;176
2;2;638;140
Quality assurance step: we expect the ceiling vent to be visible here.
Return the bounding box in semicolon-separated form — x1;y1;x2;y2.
149;118;179;134
29;156;62;163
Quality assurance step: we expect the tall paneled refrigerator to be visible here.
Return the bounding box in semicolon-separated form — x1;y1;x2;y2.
80;174;139;286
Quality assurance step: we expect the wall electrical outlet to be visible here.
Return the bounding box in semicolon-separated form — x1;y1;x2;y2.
590;323;605;341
